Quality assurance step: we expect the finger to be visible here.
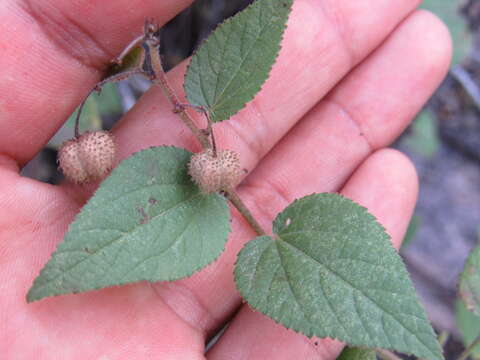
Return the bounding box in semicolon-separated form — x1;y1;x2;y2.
0;0;194;165
207;149;419;359
139;8;448;338
240;10;450;221
3;0;421;345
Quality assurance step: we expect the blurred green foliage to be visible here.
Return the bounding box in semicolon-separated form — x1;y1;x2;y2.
402;214;421;249
403;110;440;158
403;1;470;158
456;300;480;359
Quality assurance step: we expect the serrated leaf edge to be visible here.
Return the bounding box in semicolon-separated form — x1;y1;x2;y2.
184;0;293;122
234;193;443;360
27;145;231;302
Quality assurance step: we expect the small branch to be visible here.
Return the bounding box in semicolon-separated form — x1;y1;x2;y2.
179;104;217;156
140;21;265;238
74;95;89;138
224;190;267;236
142;25;211;150
205;110;217;157
95;69;146;93
458;335;480;360
74;69;145;138
113;34;144;65
376;349;403;360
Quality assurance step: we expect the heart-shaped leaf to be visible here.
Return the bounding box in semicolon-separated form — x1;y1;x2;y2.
184;0;293;122
235;193;443;360
459;245;480;316
28;146;230;302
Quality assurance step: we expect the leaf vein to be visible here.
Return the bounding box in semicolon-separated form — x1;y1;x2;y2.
278;238;434;353
34;193;204;292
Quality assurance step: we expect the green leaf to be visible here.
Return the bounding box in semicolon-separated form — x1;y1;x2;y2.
456;300;480;360
27;146;230;302
184;0;293;122
401;215;421;250
459;245;480;316
235;193;443;360
403;110;439;158
337;347;376;360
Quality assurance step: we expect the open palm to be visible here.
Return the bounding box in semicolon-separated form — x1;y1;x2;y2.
0;0;451;359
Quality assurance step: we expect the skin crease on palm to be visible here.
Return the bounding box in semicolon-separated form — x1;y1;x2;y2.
0;0;452;359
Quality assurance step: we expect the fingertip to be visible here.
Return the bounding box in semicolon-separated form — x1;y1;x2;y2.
406;10;453;83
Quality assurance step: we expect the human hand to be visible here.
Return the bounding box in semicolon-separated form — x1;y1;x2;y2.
0;0;451;358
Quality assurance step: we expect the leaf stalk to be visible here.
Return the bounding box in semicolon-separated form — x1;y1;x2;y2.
224;190;267;236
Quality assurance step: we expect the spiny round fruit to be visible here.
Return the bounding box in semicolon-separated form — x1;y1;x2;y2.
57;139;87;184
58;131;116;184
188;149;243;193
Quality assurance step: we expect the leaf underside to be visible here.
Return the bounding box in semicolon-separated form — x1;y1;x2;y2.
235;193;443;360
459;245;480;316
27;146;230;302
337;347;377;360
184;0;293;122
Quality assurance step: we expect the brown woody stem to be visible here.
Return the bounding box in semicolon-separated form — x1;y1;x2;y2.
142;21;265;237
144;34;211;150
205;110;217;157
74;95;89;139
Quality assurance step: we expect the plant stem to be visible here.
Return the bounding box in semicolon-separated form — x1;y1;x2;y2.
74;69;144;138
142;22;265;238
376;349;403;360
205;110;217;157
458;335;480;360
224;190;267;236
74;96;89;138
113;34;144;65
143;34;211;150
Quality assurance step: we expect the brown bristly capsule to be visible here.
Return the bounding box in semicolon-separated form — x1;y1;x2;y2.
188;149;243;194
58;131;116;184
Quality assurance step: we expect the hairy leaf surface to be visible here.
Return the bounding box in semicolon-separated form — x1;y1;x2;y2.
184;0;293;122
28;147;230;302
235;193;443;360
